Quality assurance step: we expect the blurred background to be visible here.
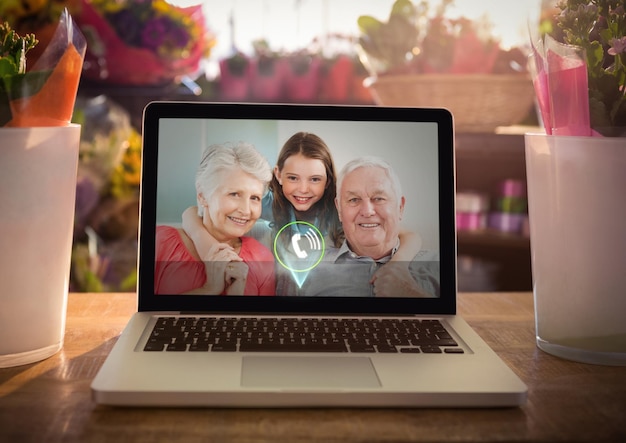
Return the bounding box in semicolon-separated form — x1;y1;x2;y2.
2;0;555;293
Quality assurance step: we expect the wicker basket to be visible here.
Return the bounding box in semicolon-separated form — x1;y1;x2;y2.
365;74;535;133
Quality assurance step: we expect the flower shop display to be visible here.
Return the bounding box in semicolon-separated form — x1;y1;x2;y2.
357;0;535;132
71;95;141;292
1;12;86;367
75;0;214;86
217;37;373;105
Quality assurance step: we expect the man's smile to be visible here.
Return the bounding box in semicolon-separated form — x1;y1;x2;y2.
358;223;380;228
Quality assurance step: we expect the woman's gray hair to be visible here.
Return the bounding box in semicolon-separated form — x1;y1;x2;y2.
336;156;403;203
195;142;272;214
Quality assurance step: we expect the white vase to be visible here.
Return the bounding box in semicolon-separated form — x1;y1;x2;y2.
0;125;81;367
525;133;626;365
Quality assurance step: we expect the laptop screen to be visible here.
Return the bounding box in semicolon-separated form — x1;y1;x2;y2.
139;102;456;315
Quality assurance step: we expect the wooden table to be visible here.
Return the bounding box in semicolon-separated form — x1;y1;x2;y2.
1;292;624;442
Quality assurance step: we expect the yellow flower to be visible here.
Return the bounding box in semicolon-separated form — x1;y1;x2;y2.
109;128;142;198
0;0;48;19
0;0;66;27
90;0;125;14
152;0;171;15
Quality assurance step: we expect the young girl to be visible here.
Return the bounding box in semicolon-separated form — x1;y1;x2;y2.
266;131;343;246
182;132;421;294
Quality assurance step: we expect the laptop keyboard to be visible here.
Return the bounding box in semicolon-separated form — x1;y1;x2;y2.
143;317;463;354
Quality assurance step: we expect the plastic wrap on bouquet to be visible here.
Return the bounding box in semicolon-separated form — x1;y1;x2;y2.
76;0;210;86
529;35;592;136
1;10;86;127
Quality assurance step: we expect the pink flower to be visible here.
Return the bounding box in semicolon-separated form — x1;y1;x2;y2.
141;17;169;51
608;37;626;56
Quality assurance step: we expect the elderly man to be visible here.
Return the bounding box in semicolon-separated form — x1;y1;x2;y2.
300;156;439;297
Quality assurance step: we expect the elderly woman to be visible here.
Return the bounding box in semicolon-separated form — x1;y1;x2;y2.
155;142;275;295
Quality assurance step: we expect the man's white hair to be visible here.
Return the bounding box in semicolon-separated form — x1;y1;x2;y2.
336;156;403;203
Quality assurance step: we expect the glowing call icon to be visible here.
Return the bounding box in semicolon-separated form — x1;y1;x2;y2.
291;228;322;259
273;221;325;288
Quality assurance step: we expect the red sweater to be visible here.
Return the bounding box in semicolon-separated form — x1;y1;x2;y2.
154;226;275;295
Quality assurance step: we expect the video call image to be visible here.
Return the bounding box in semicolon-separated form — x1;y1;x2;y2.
154;118;441;298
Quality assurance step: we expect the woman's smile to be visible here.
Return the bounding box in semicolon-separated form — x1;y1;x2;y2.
358;222;380;229
227;215;250;226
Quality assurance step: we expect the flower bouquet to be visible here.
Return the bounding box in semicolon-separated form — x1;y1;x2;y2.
76;0;214;86
1;9;85;127
530;0;625;136
0;11;86;367
524;1;626;364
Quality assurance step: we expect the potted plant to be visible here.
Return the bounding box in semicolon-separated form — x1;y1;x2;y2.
285;48;321;103
310;33;353;103
357;0;535;132
249;39;286;102
218;50;251;101
524;1;626;364
1;16;86;367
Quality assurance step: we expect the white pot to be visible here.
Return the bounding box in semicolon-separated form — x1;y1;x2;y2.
0;125;81;367
525;133;626;365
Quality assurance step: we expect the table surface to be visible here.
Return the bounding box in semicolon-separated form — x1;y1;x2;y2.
1;292;625;443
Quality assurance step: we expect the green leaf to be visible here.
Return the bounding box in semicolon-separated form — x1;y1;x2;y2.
610;97;626;127
0;82;11;126
2;69;52;100
590;72;622;108
0;69;52;126
357;15;382;35
586;41;604;74
390;0;416;19
0;57;18;77
589;96;612;132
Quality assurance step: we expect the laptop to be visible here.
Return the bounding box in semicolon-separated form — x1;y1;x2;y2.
91;102;527;407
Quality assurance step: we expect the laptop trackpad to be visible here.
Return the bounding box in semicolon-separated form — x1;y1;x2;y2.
241;356;381;388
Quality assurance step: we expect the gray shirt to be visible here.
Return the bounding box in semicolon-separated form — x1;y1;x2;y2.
297;240;440;297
